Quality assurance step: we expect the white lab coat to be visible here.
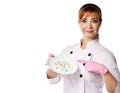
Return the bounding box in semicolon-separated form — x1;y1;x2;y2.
47;39;120;93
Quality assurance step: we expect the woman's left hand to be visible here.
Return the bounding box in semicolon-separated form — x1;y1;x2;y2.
77;59;108;75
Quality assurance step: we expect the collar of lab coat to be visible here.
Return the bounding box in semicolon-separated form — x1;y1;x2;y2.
80;39;99;49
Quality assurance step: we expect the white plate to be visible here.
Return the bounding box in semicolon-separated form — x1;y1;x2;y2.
47;56;77;74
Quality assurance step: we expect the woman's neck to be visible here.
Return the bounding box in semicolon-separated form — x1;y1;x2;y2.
81;38;95;49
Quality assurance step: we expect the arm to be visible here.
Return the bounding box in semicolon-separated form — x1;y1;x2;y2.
103;71;117;93
77;59;117;93
46;53;60;84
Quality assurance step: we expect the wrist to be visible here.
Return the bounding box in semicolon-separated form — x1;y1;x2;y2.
101;67;108;76
46;69;58;79
47;72;58;79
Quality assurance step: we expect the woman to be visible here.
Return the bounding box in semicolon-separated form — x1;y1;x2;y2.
46;3;120;93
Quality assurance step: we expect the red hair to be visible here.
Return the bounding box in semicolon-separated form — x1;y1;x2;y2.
78;3;102;22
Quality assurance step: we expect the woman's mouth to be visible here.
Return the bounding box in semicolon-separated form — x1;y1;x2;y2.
85;29;94;33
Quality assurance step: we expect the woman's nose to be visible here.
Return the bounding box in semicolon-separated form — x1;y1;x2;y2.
87;22;92;28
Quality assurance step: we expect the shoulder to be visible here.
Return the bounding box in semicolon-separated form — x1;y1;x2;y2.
94;42;117;65
94;42;114;56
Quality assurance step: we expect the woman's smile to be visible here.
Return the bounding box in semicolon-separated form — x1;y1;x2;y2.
85;29;94;33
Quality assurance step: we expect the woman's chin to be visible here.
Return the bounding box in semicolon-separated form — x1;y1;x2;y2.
84;35;96;39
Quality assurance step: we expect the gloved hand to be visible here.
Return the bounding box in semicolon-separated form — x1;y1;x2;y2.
49;53;54;57
77;60;108;75
46;53;54;66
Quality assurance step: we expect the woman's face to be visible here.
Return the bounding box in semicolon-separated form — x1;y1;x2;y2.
78;13;101;39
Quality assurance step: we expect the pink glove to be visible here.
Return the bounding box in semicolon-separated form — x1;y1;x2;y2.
77;60;108;75
45;53;54;66
49;53;54;57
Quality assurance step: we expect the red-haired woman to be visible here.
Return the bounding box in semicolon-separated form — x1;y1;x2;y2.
46;3;120;93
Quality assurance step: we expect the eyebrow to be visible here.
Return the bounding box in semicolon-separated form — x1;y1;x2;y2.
81;18;86;19
92;18;99;20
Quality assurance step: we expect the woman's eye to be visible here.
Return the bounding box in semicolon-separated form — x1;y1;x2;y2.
81;19;87;23
92;19;98;23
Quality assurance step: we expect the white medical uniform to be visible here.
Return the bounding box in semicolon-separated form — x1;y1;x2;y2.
48;39;120;93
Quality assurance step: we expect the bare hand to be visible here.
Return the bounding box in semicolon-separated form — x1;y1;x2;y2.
46;68;58;79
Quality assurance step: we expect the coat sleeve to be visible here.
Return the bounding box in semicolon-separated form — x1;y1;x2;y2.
47;74;61;84
114;82;120;93
100;52;120;93
111;66;120;93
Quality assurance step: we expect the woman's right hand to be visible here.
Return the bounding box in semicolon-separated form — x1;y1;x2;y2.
46;68;58;79
46;53;58;79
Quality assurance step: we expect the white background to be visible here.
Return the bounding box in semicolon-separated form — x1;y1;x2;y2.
0;0;120;93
